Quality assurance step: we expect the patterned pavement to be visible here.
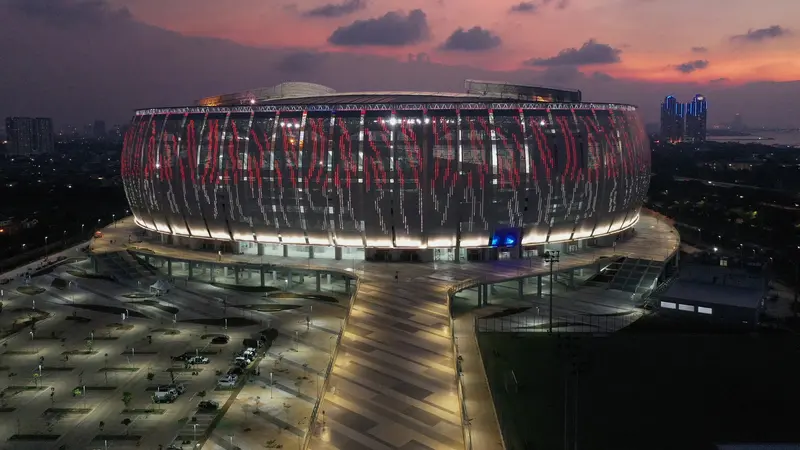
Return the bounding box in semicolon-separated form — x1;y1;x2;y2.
93;212;679;450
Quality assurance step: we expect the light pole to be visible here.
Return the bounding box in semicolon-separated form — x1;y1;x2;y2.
81;224;85;237
112;214;116;228
44;236;48;259
544;250;560;334
270;372;273;399
63;230;67;246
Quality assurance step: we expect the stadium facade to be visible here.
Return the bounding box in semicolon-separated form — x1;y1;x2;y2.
122;81;651;262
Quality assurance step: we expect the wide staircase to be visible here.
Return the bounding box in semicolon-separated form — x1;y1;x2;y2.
584;256;626;288
608;257;666;297
92;251;155;280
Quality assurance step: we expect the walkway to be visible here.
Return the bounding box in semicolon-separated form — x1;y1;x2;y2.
92;213;679;450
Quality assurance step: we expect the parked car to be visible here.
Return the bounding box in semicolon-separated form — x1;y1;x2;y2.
227;367;244;376
234;356;252;366
217;375;238;388
211;335;229;344
153;386;178;403
172;353;192;361
233;360;248;369
188;356;209;364
198;400;219;411
168;383;186;395
238;349;256;359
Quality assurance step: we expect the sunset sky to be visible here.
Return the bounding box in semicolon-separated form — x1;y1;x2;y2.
2;0;799;127
115;0;800;83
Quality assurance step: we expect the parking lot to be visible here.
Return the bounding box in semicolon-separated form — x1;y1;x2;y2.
0;254;348;449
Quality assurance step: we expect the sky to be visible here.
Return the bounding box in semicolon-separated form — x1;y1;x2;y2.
1;0;799;128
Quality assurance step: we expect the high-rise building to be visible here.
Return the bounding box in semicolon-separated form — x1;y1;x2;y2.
659;96;685;143
4;117;53;155
731;113;744;132
5;117;34;155
659;94;708;143
93;120;106;139
34;118;54;153
684;94;708;143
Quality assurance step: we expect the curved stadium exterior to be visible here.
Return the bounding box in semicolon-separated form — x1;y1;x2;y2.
121;81;650;262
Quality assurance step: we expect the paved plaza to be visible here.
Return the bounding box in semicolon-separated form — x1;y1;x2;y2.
0;247;351;449
85;212;679;450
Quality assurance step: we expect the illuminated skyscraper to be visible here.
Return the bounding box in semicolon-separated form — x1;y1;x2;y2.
684;94;708;142
5;117;35;155
659;96;685;142
34;118;54;154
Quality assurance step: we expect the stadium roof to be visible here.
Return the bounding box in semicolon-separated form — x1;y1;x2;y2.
193;80;584;107
259;91;547;106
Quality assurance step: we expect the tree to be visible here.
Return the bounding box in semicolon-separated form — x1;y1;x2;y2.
121;418;132;435
146;372;154;383
122;391;132;410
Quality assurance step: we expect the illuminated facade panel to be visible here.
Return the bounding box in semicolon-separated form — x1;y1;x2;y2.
122;99;650;249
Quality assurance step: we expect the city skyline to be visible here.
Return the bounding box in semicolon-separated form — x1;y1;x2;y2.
1;0;799;127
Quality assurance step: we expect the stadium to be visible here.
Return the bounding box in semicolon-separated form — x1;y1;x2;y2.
122;80;651;262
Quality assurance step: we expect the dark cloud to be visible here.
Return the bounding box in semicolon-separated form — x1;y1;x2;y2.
302;0;366;18
277;51;329;73
5;0;130;25
541;0;570;9
691;46;708;53
327;9;429;46
525;39;622;66
509;2;537;13
674;59;709;73
440;27;501;52
731;25;790;43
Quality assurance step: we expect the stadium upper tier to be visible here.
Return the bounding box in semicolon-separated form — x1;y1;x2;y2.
122;91;650;249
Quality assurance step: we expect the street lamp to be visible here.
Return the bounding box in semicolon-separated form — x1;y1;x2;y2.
44;236;48;259
112;214;116;228
544;250;560;334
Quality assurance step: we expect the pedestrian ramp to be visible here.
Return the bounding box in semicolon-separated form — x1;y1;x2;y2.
608;257;665;296
92;251;153;280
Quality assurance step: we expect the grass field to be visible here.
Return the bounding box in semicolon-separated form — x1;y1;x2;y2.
478;317;800;450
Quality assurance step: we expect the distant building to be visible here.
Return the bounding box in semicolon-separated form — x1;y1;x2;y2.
657;262;766;328
684;94;708;143
659;94;708;143
93;120;106;139
659;96;684;142
34;117;54;154
731;113;745;132
5;117;35;155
